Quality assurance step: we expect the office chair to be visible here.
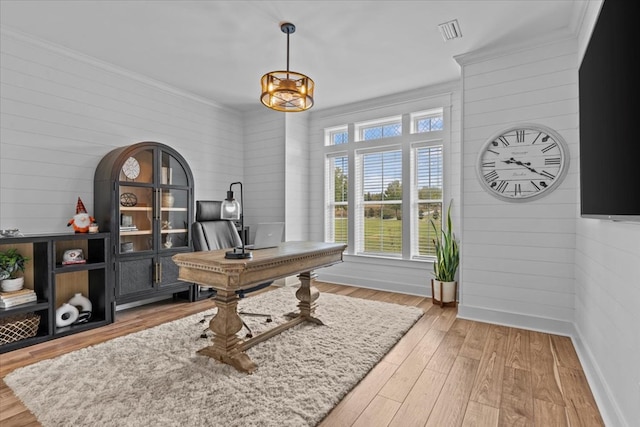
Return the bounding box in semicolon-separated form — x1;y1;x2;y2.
192;200;272;338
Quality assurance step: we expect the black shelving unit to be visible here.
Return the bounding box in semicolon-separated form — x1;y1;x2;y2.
0;232;112;353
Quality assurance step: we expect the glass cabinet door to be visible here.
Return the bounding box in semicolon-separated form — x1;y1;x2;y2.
118;186;154;254
116;148;190;255
160;188;189;250
118;149;153;184
160;151;188;186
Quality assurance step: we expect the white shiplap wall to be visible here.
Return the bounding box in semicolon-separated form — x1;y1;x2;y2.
241;108;285;240
284;113;310;241
574;219;640;427
241;108;310;243
0;29;243;232
308;82;461;295
456;37;580;333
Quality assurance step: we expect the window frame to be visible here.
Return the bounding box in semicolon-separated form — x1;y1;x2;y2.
325;153;349;244
355;146;404;257
355;116;402;142
322;103;449;262
411;141;444;259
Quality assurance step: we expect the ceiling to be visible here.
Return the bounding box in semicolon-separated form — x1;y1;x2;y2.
0;1;587;113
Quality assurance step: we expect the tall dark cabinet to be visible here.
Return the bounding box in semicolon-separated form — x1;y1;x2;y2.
94;141;194;305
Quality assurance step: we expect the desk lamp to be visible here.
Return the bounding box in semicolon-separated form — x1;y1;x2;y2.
220;182;252;259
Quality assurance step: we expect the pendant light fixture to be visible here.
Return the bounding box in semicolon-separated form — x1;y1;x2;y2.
260;22;314;112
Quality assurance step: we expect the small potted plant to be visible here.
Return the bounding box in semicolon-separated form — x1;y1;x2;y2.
430;200;460;306
0;248;30;292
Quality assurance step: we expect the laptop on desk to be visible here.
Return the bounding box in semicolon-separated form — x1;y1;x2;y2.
242;222;285;250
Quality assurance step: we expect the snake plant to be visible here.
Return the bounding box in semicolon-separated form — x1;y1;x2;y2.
430;201;459;282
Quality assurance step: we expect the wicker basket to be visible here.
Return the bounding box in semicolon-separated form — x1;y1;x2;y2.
0;313;41;345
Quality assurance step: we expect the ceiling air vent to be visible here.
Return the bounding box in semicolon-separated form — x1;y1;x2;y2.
438;19;462;41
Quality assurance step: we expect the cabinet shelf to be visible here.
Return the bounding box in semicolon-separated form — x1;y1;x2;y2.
119;230;153;236
161;207;188;212
120;206;153;212
161;229;188;234
55;261;106;272
0;300;49;315
55;318;110;336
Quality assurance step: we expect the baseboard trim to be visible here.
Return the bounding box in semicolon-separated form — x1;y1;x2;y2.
456;304;576;336
572;324;627;427
317;273;429;297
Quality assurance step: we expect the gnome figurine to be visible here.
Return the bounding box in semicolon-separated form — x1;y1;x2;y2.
67;197;95;233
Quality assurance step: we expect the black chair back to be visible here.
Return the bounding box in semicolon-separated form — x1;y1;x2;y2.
192;201;242;251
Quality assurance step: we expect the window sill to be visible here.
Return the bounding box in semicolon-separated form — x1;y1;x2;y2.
343;253;433;270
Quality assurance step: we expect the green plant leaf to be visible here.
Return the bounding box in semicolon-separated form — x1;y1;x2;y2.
428;200;459;282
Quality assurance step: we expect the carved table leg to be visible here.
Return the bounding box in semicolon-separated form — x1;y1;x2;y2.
197;288;257;373
293;271;324;325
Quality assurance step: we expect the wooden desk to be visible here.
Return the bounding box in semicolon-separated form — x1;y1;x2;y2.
173;241;347;373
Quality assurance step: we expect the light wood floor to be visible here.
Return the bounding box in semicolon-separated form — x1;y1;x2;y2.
0;283;604;427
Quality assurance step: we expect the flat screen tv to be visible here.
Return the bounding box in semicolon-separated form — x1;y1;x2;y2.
579;0;640;222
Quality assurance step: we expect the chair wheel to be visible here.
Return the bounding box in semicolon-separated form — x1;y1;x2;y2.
246;333;253;338
266;318;273;323
200;333;208;339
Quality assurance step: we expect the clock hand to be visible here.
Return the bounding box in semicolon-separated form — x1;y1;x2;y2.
502;158;544;176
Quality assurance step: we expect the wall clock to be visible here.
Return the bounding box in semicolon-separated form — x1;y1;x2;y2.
122;156;140;181
477;124;569;202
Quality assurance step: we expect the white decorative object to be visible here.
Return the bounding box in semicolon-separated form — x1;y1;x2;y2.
162;192;175;207
431;279;458;306
1;277;24;292
68;292;92;313
56;303;79;327
62;249;85;265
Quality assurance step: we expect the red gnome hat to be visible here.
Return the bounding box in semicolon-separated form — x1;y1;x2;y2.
67;197;94;233
76;197;87;214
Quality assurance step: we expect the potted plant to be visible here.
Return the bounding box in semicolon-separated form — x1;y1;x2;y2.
430;200;460;306
0;248;30;292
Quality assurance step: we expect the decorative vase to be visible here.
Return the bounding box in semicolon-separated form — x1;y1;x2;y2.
1;277;24;292
56;303;79;327
431;279;457;307
162;192;175;207
68;292;92;313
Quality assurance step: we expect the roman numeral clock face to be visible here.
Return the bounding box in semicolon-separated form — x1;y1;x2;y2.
477;125;569;202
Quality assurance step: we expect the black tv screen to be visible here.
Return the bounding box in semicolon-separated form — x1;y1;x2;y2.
579;0;640;221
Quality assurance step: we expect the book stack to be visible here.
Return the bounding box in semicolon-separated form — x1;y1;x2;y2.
62;259;87;266
120;226;138;232
0;288;37;309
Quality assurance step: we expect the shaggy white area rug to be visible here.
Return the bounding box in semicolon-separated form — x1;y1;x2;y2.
5;287;423;427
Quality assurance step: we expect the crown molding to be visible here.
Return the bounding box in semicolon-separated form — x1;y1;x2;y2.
454;28;576;67
310;79;459;121
0;26;229;110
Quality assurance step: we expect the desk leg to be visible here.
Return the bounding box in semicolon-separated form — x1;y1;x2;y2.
197;289;257;373
295;271;324;325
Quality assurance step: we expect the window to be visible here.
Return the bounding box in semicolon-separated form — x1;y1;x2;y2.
411;109;444;134
326;155;348;243
414;145;443;257
326;127;348;146
358;149;402;255
356;117;402;141
324;108;445;260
